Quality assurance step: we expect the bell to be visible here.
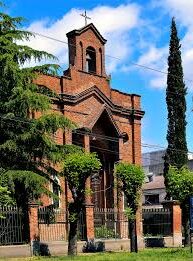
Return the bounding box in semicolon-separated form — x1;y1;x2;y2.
86;53;91;60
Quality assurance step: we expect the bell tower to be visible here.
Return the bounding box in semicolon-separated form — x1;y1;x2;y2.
66;23;107;77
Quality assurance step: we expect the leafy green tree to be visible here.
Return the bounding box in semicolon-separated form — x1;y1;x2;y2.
62;152;101;256
166;166;193;245
0;186;13;206
0;3;77;213
0;168;14;206
164;18;188;190
115;162;144;253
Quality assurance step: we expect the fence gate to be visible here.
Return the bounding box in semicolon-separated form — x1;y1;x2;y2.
0;206;26;245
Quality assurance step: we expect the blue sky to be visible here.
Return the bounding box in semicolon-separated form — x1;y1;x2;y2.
4;0;193;153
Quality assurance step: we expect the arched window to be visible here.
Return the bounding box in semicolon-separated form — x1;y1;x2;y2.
99;48;103;75
86;46;96;74
80;41;83;70
52;176;60;209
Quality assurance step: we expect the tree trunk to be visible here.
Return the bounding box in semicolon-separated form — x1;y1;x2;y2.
183;212;190;246
129;219;138;252
68;219;78;255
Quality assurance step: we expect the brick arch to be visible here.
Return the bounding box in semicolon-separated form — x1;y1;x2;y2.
79;41;83;70
90;109;119;209
99;47;103;75
86;46;96;74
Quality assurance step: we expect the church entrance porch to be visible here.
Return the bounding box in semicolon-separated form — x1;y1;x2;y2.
71;108;120;210
90;109;120;209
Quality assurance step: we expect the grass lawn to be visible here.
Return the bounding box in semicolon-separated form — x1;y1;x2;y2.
1;248;193;261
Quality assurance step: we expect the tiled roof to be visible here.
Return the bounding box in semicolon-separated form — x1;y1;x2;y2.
143;175;165;190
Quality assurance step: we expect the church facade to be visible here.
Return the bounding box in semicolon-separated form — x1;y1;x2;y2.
36;23;144;239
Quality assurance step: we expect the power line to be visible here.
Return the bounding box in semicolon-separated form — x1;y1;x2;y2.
26;30;191;98
0;113;192;157
0;115;187;166
29;30;193;85
0;114;163;165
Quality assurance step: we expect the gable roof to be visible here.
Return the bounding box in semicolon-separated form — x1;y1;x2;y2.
85;105;121;136
60;85;145;119
66;23;107;44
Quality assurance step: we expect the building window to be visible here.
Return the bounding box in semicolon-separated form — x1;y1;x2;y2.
86;46;96;73
145;194;159;205
99;48;102;75
80;41;83;70
52;176;60;209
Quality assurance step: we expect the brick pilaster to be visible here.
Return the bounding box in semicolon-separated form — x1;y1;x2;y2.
85;204;95;240
64;129;72;145
173;203;182;246
136;202;145;249
163;200;182;247
84;134;95;240
64;129;73;202
118;138;124;212
28;202;39;255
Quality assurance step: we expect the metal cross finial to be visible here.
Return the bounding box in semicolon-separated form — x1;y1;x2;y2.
80;10;91;26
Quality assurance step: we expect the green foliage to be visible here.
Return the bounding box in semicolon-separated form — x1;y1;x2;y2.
63;152;101;203
0;3;77;208
166;166;193;207
166;165;193;245
95;225;117;239
5;170;53;201
6;248;193;260
164;18;187;181
0;168;14;206
115;162;144;211
0;186;13;206
124;207;136;221
63;152;101;255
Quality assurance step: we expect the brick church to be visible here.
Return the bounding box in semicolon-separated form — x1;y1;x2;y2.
36;23;144;215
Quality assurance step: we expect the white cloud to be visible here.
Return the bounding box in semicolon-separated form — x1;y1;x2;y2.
149;0;193;90
162;0;193;27
138;46;168;89
121;45;168;89
22;4;141;73
21;1;193;91
124;0;193;90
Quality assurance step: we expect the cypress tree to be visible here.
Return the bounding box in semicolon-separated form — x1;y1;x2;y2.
164;18;188;182
164;18;189;245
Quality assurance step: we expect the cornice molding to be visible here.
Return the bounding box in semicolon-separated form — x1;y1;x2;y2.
66;23;107;44
60;86;145;119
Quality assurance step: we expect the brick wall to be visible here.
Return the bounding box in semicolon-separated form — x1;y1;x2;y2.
35;24;144;224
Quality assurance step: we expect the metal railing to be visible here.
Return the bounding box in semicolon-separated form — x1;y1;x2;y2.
0;206;27;245
94;208;129;239
142;208;172;237
38;206;86;241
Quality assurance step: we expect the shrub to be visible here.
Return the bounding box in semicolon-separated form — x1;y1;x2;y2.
95;225;117;239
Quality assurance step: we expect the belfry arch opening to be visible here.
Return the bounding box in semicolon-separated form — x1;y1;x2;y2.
86;46;96;74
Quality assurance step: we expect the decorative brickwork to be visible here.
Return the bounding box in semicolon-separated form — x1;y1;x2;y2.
35;23;145;245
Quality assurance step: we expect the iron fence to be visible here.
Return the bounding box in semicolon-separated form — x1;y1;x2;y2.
38;206;86;241
94;208;129;239
142;208;172;237
0;206;27;245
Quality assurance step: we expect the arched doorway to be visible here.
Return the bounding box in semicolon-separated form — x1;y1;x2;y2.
90;109;120;209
